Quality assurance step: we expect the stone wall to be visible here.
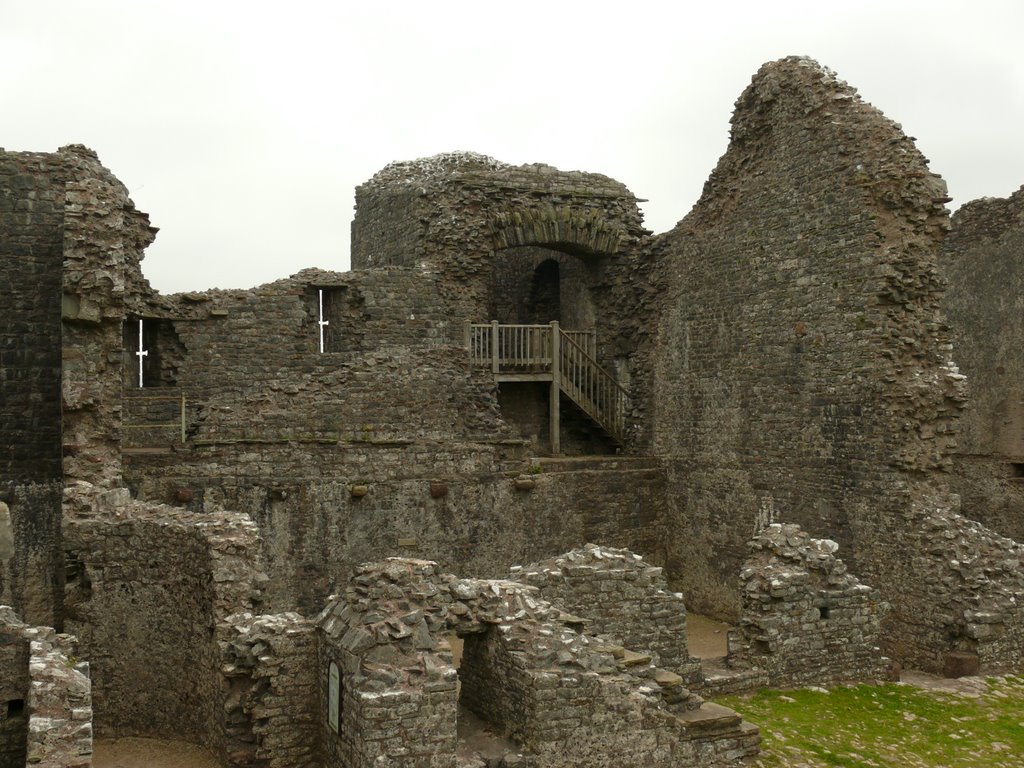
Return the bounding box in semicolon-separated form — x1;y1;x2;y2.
220;612;318;768
350;152;653;430
512;544;700;684
1;145;155;628
122;250;664;613
940;187;1024;540
0;150;65;627
892;507;1024;673
317;558;758;768
62;482;265;751
0;151;64;484
351;152;647;282
0;606;30;768
25;625;93;768
129;452;667;614
61;146;157;487
0;605;92;768
725;524;889;688
646;58;967;656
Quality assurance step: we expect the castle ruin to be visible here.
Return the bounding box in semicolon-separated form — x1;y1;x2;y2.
2;56;1023;767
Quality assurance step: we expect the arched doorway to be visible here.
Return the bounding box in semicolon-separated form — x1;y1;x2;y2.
524;259;560;324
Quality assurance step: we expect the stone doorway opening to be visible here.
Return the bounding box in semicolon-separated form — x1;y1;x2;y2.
449;631;524;766
526;258;560;324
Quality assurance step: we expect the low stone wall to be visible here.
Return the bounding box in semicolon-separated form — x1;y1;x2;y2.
317;558;758;768
725;524;890;689
26;627;93;768
896;508;1024;673
62;482;265;751
0;606;30;768
511;544;701;684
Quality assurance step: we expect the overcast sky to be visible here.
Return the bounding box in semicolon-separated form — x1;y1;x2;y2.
3;1;1022;294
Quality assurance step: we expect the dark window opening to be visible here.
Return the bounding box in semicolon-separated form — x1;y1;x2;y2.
819;606;831;620
1011;462;1024;478
318;287;366;354
7;699;25;718
123;318;184;387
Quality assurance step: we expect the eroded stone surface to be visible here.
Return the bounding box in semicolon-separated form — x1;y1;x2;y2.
941;185;1024;542
1;605;92;768
317;557;758;768
3;53;1024;767
724;523;891;689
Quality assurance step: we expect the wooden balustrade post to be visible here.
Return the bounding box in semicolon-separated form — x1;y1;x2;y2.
491;320;500;374
550;321;560;455
464;321;472;357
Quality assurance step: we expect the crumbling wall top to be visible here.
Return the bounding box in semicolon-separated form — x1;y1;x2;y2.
742;523;857;589
358;151;633;198
363;151;511;188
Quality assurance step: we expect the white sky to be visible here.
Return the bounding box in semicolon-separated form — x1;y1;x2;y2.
2;0;1022;293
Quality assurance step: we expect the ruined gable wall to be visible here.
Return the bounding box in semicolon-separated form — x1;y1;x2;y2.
941;187;1024;540
649;58;964;630
61;145;157;488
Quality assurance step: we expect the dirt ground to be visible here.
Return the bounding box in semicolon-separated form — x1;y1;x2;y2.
92;738;220;768
686;613;731;659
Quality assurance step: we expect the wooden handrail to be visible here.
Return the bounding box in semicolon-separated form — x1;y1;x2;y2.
123;389;187;444
558;331;626;442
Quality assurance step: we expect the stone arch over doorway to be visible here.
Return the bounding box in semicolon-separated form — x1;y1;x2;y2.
488;248;598;331
488;207;629;257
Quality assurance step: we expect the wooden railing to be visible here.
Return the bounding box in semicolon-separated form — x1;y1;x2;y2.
466;321;627;444
467;322;553;371
558;331;626;442
122;389;187;447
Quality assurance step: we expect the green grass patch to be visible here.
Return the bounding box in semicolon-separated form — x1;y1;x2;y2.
719;676;1024;767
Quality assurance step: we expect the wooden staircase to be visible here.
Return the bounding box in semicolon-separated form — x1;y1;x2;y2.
466;321;628;451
